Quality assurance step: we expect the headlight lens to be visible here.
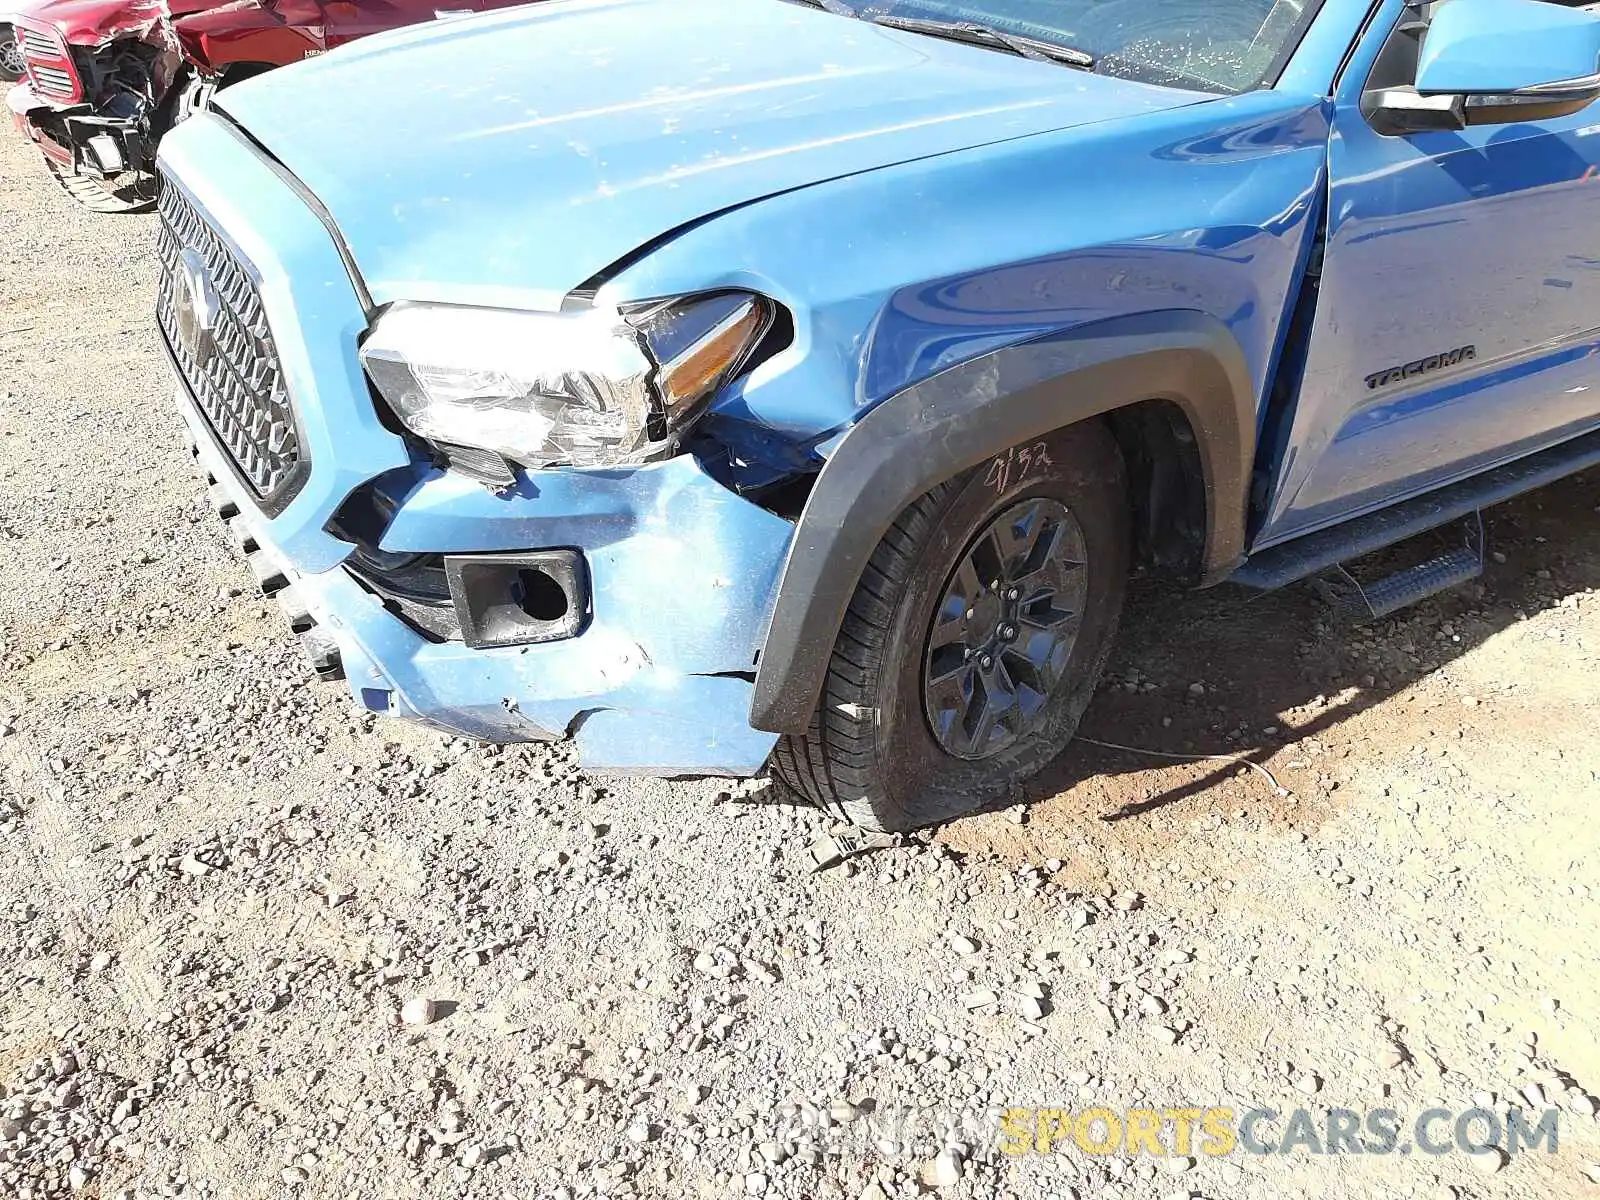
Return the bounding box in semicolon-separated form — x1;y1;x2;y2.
359;293;772;484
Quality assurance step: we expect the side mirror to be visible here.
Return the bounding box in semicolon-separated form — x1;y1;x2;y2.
1370;0;1600;135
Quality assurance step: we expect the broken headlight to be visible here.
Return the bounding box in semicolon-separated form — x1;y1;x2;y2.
359;294;773;486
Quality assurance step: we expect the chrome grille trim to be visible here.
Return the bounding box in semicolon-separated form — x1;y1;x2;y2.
18;26;78;101
28;64;73;97
18;28;61;55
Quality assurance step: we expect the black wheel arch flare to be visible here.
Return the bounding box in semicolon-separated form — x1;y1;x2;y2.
749;309;1257;736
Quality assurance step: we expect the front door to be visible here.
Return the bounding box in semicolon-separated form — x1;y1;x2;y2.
1256;0;1600;547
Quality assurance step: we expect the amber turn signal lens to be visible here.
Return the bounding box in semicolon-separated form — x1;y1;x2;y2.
655;296;771;416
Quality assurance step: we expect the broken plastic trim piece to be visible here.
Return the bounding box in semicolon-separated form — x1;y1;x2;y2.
437;441;518;490
806;830;901;871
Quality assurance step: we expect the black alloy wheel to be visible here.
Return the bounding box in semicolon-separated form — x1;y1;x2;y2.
774;420;1129;832
922;497;1089;760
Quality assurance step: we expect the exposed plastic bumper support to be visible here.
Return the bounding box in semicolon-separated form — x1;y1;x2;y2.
6;81;44;122
5;82;137;173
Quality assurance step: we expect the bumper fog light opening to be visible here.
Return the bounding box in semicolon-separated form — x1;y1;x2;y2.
515;567;571;623
444;550;588;650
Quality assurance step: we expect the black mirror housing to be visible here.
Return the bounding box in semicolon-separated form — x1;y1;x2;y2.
1365;87;1467;135
1364;81;1599;135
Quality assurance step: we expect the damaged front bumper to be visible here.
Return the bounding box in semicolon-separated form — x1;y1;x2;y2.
161;113;793;777
183;415;790;775
7;80;72;165
7;79;147;175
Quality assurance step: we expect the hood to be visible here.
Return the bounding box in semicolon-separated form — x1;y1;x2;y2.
218;0;1204;306
14;0;171;44
15;0;226;48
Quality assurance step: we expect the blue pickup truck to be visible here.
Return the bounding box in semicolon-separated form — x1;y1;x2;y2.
155;0;1600;831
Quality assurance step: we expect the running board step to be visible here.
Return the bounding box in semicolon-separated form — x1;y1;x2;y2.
1234;426;1600;591
1316;543;1483;621
275;586;316;635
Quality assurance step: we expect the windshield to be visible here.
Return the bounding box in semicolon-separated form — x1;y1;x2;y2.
845;0;1318;95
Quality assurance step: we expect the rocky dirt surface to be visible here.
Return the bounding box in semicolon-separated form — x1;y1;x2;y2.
2;133;1599;1200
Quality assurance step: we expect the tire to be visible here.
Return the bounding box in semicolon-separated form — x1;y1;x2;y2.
0;26;23;84
773;420;1129;832
44;158;158;215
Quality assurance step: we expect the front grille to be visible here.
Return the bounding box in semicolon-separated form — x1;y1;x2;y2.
18;28;60;55
27;64;74;98
18;27;79;101
156;179;306;508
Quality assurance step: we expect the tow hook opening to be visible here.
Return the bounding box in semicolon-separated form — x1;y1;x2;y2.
444;550;589;650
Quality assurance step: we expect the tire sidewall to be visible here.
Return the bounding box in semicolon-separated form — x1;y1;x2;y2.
870;423;1129;823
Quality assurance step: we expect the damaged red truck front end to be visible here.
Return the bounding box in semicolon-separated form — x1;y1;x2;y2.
5;0;504;212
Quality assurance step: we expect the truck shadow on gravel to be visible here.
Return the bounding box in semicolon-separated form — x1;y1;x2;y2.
1013;468;1600;830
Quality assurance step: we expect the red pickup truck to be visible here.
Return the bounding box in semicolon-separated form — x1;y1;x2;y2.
6;0;525;212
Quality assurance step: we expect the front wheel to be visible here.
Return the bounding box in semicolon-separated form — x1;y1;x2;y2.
773;420;1129;832
0;26;23;84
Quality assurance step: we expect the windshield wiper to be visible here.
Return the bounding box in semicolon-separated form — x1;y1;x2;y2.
869;14;1094;69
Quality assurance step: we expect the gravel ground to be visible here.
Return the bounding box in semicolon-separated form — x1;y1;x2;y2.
2;131;1599;1200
